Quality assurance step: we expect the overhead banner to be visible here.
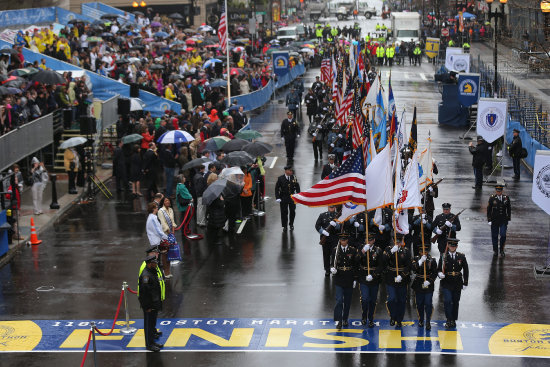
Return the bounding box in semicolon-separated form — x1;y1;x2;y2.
425;37;440;59
445;47;470;72
458;73;480;107
272;51;290;77
476;98;508;143
532;150;550;215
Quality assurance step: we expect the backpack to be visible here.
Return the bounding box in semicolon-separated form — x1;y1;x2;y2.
520;147;528;159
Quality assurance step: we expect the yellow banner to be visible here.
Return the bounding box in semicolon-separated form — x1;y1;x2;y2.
425;37;440;59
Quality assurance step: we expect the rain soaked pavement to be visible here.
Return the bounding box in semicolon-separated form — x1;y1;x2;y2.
1;56;550;367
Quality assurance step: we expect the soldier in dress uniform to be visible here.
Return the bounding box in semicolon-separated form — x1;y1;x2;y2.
437;238;469;328
357;229;383;327
312;75;324;96
432;203;462;254
423;181;438;219
312;114;327;163
411;251;438;330
411;208;433;256
346;212;367;248
275;166;300;232
382;233;411;327
487;183;511;257
321;154;337;179
280;111;300;164
330;232;358;329
315;205;341;276
371;207;393;248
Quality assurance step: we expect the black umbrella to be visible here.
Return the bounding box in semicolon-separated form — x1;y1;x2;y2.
30;70;66;85
115;59;129;65
100;13;119;20
209;79;227;88
150;64;164;70
221;151;255;166
222;138;250;153
249;57;263;64
202;179;243;206
68;19;90;24
0;48;19;56
101;32;114;38
169;13;184;19
0;86;12;95
134;11;144;16
181;157;211;171
243;142;273;157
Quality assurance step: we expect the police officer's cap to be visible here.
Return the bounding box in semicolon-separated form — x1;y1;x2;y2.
287;111;293;116
146;246;159;254
476;135;484;141
339;232;350;239
145;255;158;263
513;128;520;133
284;165;293;171
447;238;460;246
328;154;335;159
495;183;504;190
315;75;320;78
442;203;451;209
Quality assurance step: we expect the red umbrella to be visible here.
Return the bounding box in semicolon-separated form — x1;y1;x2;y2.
186;47;195;52
185;39;196;45
230;68;245;76
205;44;219;48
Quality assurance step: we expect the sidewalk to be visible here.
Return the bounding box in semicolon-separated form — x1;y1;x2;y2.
0;166;112;267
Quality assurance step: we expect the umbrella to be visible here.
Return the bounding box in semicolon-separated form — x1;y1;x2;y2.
87;36;103;43
59;137;87;149
5;87;21;94
101;32;114;38
198;25;214;32
230;68;245;76
242;141;273;156
151;21;162;27
2;76;25;88
157;130;195;144
155;31;169;38
202;179;243;206
149;64;164;70
219;167;244;186
203;58;222;68
181;157;211;171
209;79;228;88
68;19;90;24
130;98;145;111
235;130;262;141
0;86;13;95
185;39;196;45
205;44;220;49
183;28;196;33
302;44;315;48
269;39;280;44
100;13;119;20
300;48;314;55
456;12;476;20
233;46;244;53
248;57;262;64
199;136;231;152
9;67;39;77
30;70;66;85
115;58;129;65
220;151;255;166
0;48;19;56
133;11;144;16
185;47;195;52
169;13;184;19
121;134;143;145
222;138;250;153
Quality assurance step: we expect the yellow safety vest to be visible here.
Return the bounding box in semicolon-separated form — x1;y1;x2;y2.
386;47;395;58
463;43;470;48
413;47;421;55
138;261;166;301
376;47;385;57
316;28;323;38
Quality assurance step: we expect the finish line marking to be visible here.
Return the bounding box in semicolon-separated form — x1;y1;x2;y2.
0;319;549;357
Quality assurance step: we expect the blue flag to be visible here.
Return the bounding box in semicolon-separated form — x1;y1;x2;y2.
374;88;387;150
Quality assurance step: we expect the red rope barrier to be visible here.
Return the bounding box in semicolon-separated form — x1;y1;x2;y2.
175;205;203;240
93;289;125;336
126;286;138;295
79;329;93;367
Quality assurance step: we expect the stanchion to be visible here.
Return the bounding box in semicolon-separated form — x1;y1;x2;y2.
49;173;60;209
120;282;137;334
175;205;203;240
90;322;98;367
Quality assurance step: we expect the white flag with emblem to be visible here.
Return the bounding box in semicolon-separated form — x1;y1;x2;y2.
366;144;393;210
337;202;365;223
532;150;550;215
476;98;508;143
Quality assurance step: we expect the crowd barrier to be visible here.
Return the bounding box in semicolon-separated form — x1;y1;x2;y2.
0;7;56;28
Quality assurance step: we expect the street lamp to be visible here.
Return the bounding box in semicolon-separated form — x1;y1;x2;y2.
486;0;507;97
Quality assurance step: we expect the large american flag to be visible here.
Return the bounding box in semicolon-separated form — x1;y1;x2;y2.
320;58;330;84
292;148;366;207
336;75;354;127
218;4;227;53
352;81;363;149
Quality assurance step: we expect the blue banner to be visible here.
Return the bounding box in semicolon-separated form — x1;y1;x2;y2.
56;7;95;25
272;52;290;77
458;73;480;107
0;7;55;27
82;2;135;24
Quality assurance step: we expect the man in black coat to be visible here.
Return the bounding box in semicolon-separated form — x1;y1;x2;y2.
192;165;208;226
138;255;164;352
275;166;300;232
321;154;337;179
330;233;358;329
468;136;487;189
142;142;159;201
509;128;523;180
280;111;300;163
487;183;511;256
315;205;341;276
113;140;128;193
305;88;318;125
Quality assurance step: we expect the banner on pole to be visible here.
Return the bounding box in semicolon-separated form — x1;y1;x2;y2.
458;73;480;107
532;150;550;215
476;98;508;143
272;51;290;76
445;48;470;72
425;38;440;59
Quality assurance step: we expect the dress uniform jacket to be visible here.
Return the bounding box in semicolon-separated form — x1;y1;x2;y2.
280;118;300;140
345;213;367;248
437;252;469;291
330;245;358;287
356;246;384;285
432;212;461;251
382;246;411;287
411;256;438;293
315;211;340;246
275;174;300;204
487;194;511;225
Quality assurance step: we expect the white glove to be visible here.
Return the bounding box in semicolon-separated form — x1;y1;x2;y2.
488;221;492;226
312;133;317;137
436;228;442;235
276;198;281;203
338;133;343;138
330;143;335;147
354;221;360;228
317;124;322;129
297;134;300;138
363;244;370;252
366;274;373;281
422;219;427;224
353;281;357;288
378;224;385;231
330;267;337;274
438;272;445;279
418;255;427;266
329;220;337;227
445;220;452;228
390;245;399;254
281;137;285;142
462;285;467;290
428;186;433;192
423;280;430;288
395;275;402;283
322;229;330;236
422;214;426;219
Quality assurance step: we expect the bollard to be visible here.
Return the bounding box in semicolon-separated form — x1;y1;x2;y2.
90;322;98;367
49;174;60;209
120;282;137;334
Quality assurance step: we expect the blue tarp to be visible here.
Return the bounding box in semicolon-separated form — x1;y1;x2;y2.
82;2;135;23
505;120;549;169
56;7;95;25
0;7;55;27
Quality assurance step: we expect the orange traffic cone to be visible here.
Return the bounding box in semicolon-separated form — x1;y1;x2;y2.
29;217;42;245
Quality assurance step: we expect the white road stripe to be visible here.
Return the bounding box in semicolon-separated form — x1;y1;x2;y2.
420;73;428;81
269;156;278;169
236;218;248;234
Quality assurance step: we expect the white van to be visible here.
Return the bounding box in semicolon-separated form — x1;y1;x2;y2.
277;26;299;43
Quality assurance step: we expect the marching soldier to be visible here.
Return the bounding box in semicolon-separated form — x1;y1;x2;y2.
382;233;411;327
280;111;300;163
138;255;164;352
327;125;345;164
346;212;366;248
432;203;462;254
357;229;383;327
411;208;433;256
437;238;469;328
411;251;438;330
275;166;300;232
423;174;438;219
305;88;318;125
312;114;326;162
285;87;300;116
315;205;341;276
312;75;324;95
371;207;393;248
330;232;358;329
487;183;511;257
321;154;337;179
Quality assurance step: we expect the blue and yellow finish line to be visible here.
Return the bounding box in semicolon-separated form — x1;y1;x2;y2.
0;318;549;357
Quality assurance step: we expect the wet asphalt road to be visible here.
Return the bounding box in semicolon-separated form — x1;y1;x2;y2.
1;55;550;366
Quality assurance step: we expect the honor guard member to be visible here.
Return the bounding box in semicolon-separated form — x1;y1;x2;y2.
487;183;511;257
285;87;300;116
438;238;468;328
280;111;300;163
138;255;164;352
423;170;438;218
382;233;411;327
371;207;393;248
275;166;300;232
327;125;345;164
312;114;326;162
316;205;341;276
305;88;318;125
357;229;383;327
411;208;433;256
321;154;337;179
312;76;324;95
412;251;438;330
432;203;462;254
345;212;366;248
330;232;358;329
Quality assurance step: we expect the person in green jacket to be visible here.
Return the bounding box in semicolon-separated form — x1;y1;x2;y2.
175;174;193;228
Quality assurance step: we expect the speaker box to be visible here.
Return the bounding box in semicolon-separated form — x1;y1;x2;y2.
79;116;97;135
63;108;72;129
130;83;140;98
118;98;130;115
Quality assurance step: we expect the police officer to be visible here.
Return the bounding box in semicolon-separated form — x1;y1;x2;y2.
385;44;395;67
286;88;300;117
316;205;341;276
509;128;523;180
412;250;438;330
382;233;411;327
376;43;385;66
138;255;164;352
411;208;433;256
432;203;462;254
330;232;358;329
357;229;383;327
312;115;326;162
312;76;324;96
437;238;469;328
321;154;337;179
327;125;345;164
306;89;319;126
275;166;300;232
469;136;487;189
487;183;511;257
413;43;422;66
280;111;300;163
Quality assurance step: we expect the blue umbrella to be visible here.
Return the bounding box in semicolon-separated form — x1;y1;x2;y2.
455;12;476;20
228;104;241;111
203;58;223;69
157;130;195;144
155;31;169;38
209;79;228;88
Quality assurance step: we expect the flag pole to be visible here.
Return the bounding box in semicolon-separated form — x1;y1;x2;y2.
362;136;370;276
391;135;399;277
224;0;231;107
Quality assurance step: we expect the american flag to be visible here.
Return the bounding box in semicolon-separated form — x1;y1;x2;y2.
336;74;354;127
352;81;363;149
342;123;353;162
218;4;227;53
292;148;366;207
320;58;330;84
332;63;342;105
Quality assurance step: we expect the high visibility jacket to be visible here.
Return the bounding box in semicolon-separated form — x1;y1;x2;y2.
386;47;395;58
138;261;166;301
327;36;333;42
448;40;455;47
413;47;422;55
316;28;323;38
365;35;370;42
463;42;470;49
331;28;338;36
376;24;381;31
376;46;385;57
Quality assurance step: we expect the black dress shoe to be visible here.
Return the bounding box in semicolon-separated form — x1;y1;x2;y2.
426;323;431;330
418;320;424;327
451;321;456;328
146;345;160;352
390;319;395;326
283;226;287;232
290;225;294;231
396;321;402;327
336;321;342;330
500;251;505;257
493;251;498;257
368;321;375;328
154;330;163;337
361;319;367;326
342;320;349;327
444;321;452;329
154;342;164;348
